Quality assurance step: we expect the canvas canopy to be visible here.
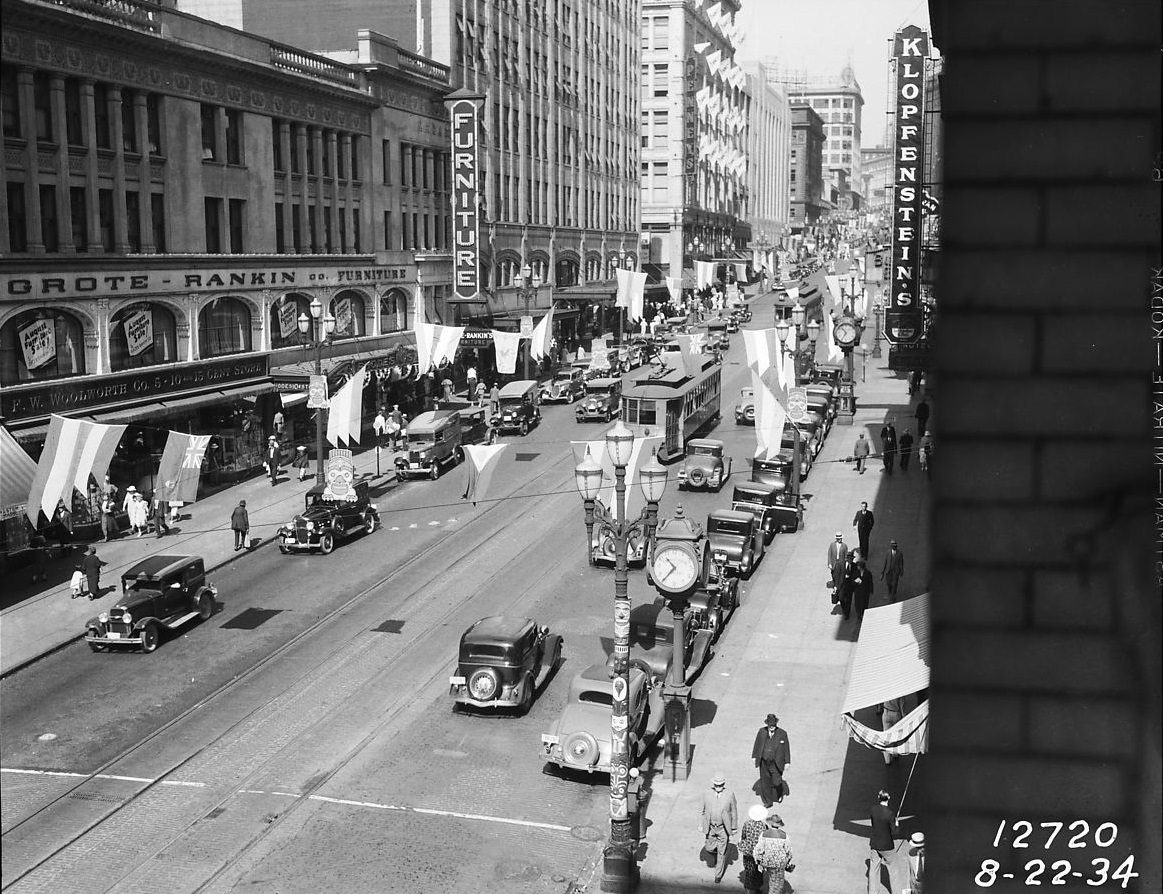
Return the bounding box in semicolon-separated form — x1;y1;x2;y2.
841;592;930;713
1;426;38;521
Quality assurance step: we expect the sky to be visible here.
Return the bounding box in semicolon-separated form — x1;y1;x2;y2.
734;0;932;148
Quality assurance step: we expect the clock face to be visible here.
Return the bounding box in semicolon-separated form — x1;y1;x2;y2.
835;319;858;346
652;544;700;593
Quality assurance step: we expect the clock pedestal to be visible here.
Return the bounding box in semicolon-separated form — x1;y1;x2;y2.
836;379;857;424
662;681;693;780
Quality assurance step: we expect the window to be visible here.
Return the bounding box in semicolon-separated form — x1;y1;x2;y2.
290;125;300;173
268;294;310;349
1;67;20;138
146;93;161;154
109;303;177;370
126;190;141;252
39;185;58;252
150;193;166;252
383;210;393;250
7;183;26;252
291;203;302;251
653;64;667;96
64;80;83;146
352;209;360;251
380;289;407;332
381;140;391;184
1;309;87;385
94;84;111;149
329;292;365;338
121;90;137;152
70;188;87;252
228;199;244;253
337;135;347;179
399;143;410;186
323;205;332;252
321;131;331;174
652;17;668;49
204;197;223;253
200;104;217;161
275;203;285;252
272;120;284;171
33;73;52;142
306;133;316;174
198;297;251;358
225;109;242;164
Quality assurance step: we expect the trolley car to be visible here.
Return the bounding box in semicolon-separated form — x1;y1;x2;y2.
621;356;722;463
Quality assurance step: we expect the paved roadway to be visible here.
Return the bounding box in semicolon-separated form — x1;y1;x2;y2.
1;312;776;893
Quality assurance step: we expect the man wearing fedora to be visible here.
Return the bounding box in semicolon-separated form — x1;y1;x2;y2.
751;713;792;808
698;772;738;884
827;532;849;599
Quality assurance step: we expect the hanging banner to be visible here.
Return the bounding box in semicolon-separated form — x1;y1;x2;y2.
491;331;522;374
155;431;212;503
447;92;484;301
885;25;930;347
122;309;154;357
333;296;353;335
18;318;55;370
278;299;299;339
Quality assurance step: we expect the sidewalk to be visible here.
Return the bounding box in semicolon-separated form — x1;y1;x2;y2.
632;334;932;893
0;447;398;677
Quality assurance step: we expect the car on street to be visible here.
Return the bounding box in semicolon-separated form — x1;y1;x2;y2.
677;438;732;492
734;387;755;425
609;342;645;373
705;319;730;351
575;377;622;423
803;361;844;390
749;455;804;533
492;380;542;435
792;418;825;458
277;478;380;553
725;313;740;333
706;508;765;579
449;616;562;713
540;662;663;774
618;600;711;684
590;499;647;567
779;424;814;478
540;368;587;404
85;555;217;653
730;481;782;544
393;408;495;481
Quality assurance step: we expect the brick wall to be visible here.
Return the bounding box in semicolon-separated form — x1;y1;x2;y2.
926;1;1161;890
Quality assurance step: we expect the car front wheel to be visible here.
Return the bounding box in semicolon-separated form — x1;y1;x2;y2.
140;622;159;654
320;533;335;555
363;512;378;535
429;461;439;480
519;420;528;436
197;591;214;620
518;673;535;714
88;638;107;653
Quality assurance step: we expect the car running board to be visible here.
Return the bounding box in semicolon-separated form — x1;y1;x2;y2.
163;611;200;629
686;629;714;683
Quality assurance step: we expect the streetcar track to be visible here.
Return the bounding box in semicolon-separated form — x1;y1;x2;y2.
1;446;578;891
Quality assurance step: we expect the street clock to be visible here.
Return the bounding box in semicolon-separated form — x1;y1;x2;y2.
833;314;861;349
650;543;701;594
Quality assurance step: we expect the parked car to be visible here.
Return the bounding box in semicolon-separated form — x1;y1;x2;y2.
85;555;217;653
749;455;803;533
677;438;732;492
609;342;645;373
590;498;647;566
449;616;562;713
725;313;740;333
576;377;622;423
734;387;755;425
730;481;782;544
540;662;662;774
540;368;587;404
393;408;495;480
780;425;814;478
492;380;542;435
802;361;844;390
277;478;379;554
706;508;765;579
705;319;730;351
618;600;711;684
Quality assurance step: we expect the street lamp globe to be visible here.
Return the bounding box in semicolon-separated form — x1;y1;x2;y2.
791;300;806;329
638;454;668;503
322;312;336;337
574;452;604;501
522;262;533;281
807;319;821;342
605;419;635;468
309;296;322;319
297;312;310;335
532;272;542;288
775;318;791;349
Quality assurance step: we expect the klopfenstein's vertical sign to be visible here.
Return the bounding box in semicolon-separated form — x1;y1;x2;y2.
884;26;930;346
446;91;484;301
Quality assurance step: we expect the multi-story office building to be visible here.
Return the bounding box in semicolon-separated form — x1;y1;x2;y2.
0;0;452;550
788;104;825;233
179;0;641;338
639;0;751;284
741;61;791;274
859;146;893;212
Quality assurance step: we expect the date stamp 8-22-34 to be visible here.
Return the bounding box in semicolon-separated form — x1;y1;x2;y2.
972;820;1140;889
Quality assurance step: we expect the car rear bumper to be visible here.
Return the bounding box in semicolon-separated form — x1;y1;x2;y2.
449;685;521;708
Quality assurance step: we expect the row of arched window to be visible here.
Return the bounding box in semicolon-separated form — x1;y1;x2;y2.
0;290;410;385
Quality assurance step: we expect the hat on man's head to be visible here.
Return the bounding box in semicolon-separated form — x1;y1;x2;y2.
126;485;137;493
835;532;843;539
890;540;898;546
748;804;768;822
711;773;726;787
910;832;925;846
297;445;306;451
765;713;779;726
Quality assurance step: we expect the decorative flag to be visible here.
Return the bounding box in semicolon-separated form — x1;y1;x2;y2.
673;335;703;376
326;364;369;446
696;261;716;290
530;305;554;361
277;299;299;340
751;369;788;461
665;276;681;303
122;309;154;356
26;415;126;524
461;443;507;505
18;317;55;370
431;325;465;369
825;274;844;310
1;425;38;522
491;330;522;374
154;432;212;503
786;286;799;302
615;267;647;322
742;328;783;394
413;320;434;376
825;312;843;362
841;701;929;755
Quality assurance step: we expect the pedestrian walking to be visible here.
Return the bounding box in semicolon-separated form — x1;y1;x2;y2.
753;813;795;894
231;500;250;551
918;432;933;476
272;408;285;437
853;501;875;559
836;551;858;620
740;805;769;894
489;384;501;417
914;398;930;437
881;541;905;601
373;406;389;449
880;419;898;475
879;697;905;765
827;532;849;601
128;492;149;537
906;832;925;893
29;532;48;582
466;365;477;402
899;429;914;472
868;790;901;894
698;772;738;884
293;446;311;481
70;564;87;599
81;546;107;600
851;550;874;621
54;499;74;551
121;484;138;515
474;380;487;406
853;432;871;473
266;436;281;486
152;490;169;538
751;714;791;808
101;491;119;541
389;405;404;449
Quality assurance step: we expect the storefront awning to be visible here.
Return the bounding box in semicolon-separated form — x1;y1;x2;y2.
85;383;275;424
280;391;308;408
1;425;38;518
841;592;930;713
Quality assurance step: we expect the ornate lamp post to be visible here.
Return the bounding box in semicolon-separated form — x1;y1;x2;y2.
574;424;667;893
297;297;336;484
514;261;542;380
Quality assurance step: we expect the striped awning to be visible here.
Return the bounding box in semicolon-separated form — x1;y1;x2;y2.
841;592;930;713
1;425;38;518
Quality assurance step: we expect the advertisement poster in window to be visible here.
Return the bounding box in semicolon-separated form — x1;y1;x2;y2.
122;308;155;356
18;318;56;370
333;296;353;335
278;299;299;339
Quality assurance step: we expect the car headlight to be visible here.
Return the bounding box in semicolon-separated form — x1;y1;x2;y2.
98;612;108;623
306;521;315;531
122;611;132;625
714;551;727;562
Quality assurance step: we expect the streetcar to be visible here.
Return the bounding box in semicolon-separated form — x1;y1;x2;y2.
621;355;722;463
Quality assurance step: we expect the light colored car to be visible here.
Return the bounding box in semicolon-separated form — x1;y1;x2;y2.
575;377;622;423
734;387;755;425
589;498;647;566
677;438;732;492
706;508;765;579
540;663;662;774
541;368;586;404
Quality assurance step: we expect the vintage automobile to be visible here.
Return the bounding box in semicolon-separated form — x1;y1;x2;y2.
85;555;216;653
575;377;623;423
725;313;741;333
705;319;731;351
677;438;732;492
616;600;711;684
734;387;756;425
706;508;765;579
449;616;562;713
393;407;496;481
590;498;647;567
688;565;741;643
492;380;542;435
802;361;844;390
780;424;814;478
277;478;379;554
749;454;803;533
540;368;587;404
540;662;663;774
730;481;782;544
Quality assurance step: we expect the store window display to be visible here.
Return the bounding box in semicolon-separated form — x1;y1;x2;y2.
329;291;366;339
1;308;87;385
198;297;252;358
109;303;178;371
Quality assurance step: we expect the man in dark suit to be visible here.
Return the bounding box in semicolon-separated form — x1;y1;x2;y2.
827;532;849;602
881;541;905;601
751;714;791;808
868;789;900;894
852;501;875;558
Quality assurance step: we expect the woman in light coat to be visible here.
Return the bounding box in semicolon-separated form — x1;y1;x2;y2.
128;492;149;536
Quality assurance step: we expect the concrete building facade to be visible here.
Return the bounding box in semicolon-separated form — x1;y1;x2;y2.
785;66;864;206
788;104;825;233
742;60;791;273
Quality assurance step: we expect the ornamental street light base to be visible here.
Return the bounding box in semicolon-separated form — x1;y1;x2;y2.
836;381;857;424
600;839;639;893
662;683;693;781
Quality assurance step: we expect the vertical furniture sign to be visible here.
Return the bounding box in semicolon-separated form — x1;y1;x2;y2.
448;93;483;301
884;25;929;346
